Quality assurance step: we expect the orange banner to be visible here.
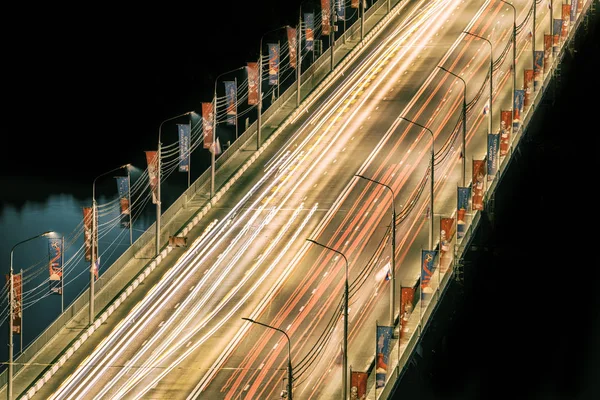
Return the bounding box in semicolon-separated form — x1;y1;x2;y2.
523;69;534;108
350;370;368;399
145;151;158;204
202;102;214;149
400;286;415;339
472;159;486;211
247;62;259;106
321;0;331;35
6;273;23;334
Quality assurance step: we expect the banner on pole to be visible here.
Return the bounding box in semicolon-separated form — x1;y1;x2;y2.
321;0;331;36
202;102;214;149
48;237;63;295
177;123;191;172
440;217;455;273
375;324;394;388
570;0;578;22
268;43;280;85
287;27;297;69
420;250;438;302
224;80;237;125
115;176;130;228
6;273;22;334
305;13;314;51
145;151;159;204
561;4;570;39
500;109;512;157
472;159;486;211
553;18;562;57
350;370;368;399
83;206;94;261
513;89;524;131
523;69;534;108
336;0;345;20
457;186;471;239
543;34;552;74
534;51;544;91
400;286;416;338
487;133;499;181
247;62;259;105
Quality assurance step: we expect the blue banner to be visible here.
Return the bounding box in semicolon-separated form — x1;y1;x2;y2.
457;186;471;239
48;238;63;295
337;0;345;20
224;80;237;125
487;133;499;181
513;89;525;131
534;50;544;91
553;19;562;56
115;176;130;228
570;0;578;22
268;43;280;85
178;123;191;172
375;325;394;388
420;250;438;301
305;13;314;51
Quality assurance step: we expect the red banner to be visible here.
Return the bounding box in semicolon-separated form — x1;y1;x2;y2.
523;69;534;108
400;286;415;339
202;102;214;149
287;27;297;69
440;217;455;273
350;370;368;399
543;34;552;74
6;273;22;334
83;206;95;262
500;110;512;157
247;62;259;106
472;159;486;211
321;0;331;36
561;4;570;39
145;151;159;204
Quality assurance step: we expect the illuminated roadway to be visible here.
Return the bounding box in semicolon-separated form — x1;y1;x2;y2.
30;0;567;398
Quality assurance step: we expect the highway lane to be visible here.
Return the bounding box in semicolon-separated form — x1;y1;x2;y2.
35;0;565;398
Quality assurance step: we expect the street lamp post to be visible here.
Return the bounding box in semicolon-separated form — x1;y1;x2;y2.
399;117;435;250
213;67;244;199
157;111;194;256
464;30;493;135
258;25;289;151
306;239;348;400
354;174;396;327
500;0;517;142
91;164;129;325
360;0;365;41
242;318;293;400
437;66;467;186
8;231;54;400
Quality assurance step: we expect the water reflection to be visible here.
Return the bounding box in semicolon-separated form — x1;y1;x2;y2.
0;172;166;369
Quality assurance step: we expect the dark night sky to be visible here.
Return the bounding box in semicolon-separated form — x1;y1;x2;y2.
1;1;599;398
2;1;305;181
